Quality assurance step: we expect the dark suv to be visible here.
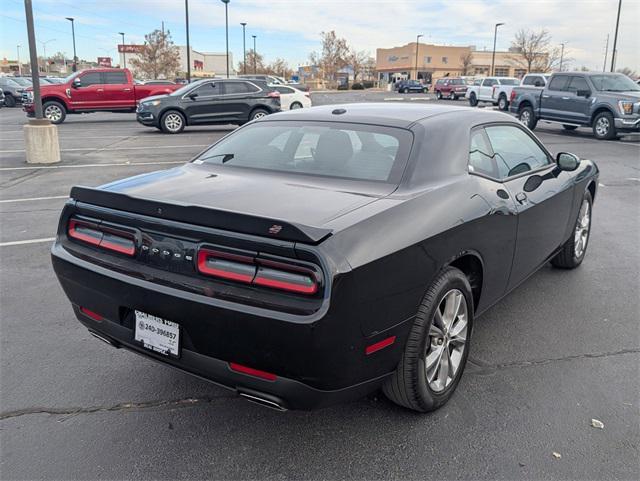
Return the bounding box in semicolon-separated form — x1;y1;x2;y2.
136;78;281;133
395;80;428;94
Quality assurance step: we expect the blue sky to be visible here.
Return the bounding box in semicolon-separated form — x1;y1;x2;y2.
1;0;639;72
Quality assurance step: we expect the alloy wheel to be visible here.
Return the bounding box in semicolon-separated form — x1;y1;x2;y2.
595;117;610;137
519;109;531;126
44;105;62;122
499;97;507;110
253;111;266;119
164;113;183;132
574;199;591;258
425;289;468;393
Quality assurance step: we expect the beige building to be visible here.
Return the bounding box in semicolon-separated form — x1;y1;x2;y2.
376;42;533;84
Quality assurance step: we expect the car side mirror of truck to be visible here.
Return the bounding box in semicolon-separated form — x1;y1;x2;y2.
557;152;580;171
534;80;542;87
72;78;82;89
188;93;198;100
576;89;591;98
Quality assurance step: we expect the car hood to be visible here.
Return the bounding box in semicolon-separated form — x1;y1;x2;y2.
98;163;393;228
139;94;170;103
611;91;640;100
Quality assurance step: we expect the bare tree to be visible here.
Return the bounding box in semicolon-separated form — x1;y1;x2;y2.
266;58;293;79
346;49;372;82
309;31;349;86
460;51;474;75
129;29;180;79
509;29;563;73
237;49;266;74
617;67;638;78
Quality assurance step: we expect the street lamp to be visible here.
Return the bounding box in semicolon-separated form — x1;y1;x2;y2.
221;0;230;78
65;17;77;72
185;0;191;82
252;35;257;74
414;34;423;81
559;42;566;72
240;22;247;74
16;45;21;75
610;0;622;72
39;39;56;74
491;22;505;76
119;32;126;68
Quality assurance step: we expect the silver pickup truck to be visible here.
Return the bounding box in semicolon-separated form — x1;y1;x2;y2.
510;72;640;140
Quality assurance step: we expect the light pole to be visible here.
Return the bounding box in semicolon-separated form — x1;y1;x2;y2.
119;32;126;68
185;0;191;82
240;22;247;74
559;43;566;72
610;0;622;72
39;38;56;74
221;0;230;78
65;17;77;72
414;34;423;81
16;45;21;75
252;35;257;74
491;22;504;76
603;34;609;72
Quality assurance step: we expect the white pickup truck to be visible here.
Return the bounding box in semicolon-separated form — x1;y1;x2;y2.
466;76;520;110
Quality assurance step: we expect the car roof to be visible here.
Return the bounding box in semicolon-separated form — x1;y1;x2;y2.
262;103;515;129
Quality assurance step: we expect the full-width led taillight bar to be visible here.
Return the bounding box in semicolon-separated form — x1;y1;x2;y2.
197;248;319;295
67;218;136;256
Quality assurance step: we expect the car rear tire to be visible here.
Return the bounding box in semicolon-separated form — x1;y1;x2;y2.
42;101;66;124
562;125;578;131
250;108;269;121
468;93;477;106
5;95;17;108
551;191;592;269
382;267;473;412
160;110;185;134
498;95;508;111
518;105;537;130
450;93;457;100
290;101;303;109
436;91;442;100
592;111;616;140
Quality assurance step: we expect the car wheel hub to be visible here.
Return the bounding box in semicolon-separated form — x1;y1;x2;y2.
596;117;609;136
44;105;62;121
520;110;530;125
574;199;590;258
165;113;182;132
254;112;266;119
425;289;468;393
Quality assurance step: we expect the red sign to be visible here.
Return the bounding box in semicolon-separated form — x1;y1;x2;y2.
194;60;204;70
97;57;112;67
118;44;144;54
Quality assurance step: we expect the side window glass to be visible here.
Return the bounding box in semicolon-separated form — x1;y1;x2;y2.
548;76;569;91
567;76;589;93
482;78;492;87
191;82;220;97
79;72;102;87
104;71;127;84
485;125;551;179
468;129;497;178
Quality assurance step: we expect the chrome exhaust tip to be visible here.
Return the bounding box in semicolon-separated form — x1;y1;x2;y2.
89;330;120;348
239;392;287;411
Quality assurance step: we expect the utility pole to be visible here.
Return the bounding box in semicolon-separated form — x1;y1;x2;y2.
119;32;126;69
161;21;165;49
65;17;77;72
559;43;565;72
610;0;622;72
491;23;505;76
39;38;56;74
414;34;423;81
16;45;21;75
240;22;247;74
185;0;191;82
603;34;609;72
252;35;257;74
221;0;230;78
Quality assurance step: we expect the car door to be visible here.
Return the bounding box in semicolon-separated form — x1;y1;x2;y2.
541;74;570;120
479;78;496;101
275;86;294;109
484;124;574;289
220;81;258;121
68;71;105;109
562;75;592;125
182;81;223;124
102;70;135;109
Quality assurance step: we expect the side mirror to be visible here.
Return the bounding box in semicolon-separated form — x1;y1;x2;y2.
72;78;82;88
188;92;198;100
557;152;580;171
576;89;591;98
534;80;542;87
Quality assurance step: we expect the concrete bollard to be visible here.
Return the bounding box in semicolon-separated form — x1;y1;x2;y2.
23;118;61;164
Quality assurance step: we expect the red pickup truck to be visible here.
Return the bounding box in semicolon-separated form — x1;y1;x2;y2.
23;68;179;124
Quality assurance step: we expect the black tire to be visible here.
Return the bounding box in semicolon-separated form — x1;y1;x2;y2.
468;93;478;107
498;95;508;111
551;191;593;269
562;125;578;131
423;88;428;94
42;101;66;124
160;110;185;134
5;95;16;108
436;90;442;100
402;88;409;94
290;101;303;110
518;105;538;130
450;93;457;100
383;267;474;412
592;111;616;140
249;108;269;121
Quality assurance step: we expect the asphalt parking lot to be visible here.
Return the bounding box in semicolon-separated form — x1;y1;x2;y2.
1;94;639;480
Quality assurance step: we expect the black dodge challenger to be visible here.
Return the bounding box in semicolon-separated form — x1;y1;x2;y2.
52;104;598;412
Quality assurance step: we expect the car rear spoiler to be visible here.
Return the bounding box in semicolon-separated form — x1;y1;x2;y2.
69;186;333;245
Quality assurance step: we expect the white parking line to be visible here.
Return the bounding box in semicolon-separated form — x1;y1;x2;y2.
383;98;404;101
0;144;209;154
0;160;184;171
0;195;68;203
0;237;55;247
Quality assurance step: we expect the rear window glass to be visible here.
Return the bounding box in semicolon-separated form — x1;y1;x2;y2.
498;78;519;85
194;121;413;183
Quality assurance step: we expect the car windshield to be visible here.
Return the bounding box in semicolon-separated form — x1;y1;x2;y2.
590;74;640;92
498;78;519;85
194;121;413;184
1;78;20;87
450;79;464;85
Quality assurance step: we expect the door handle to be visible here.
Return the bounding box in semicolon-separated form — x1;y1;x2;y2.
515;192;528;204
542;95;550;98
123;88;131;92
96;88;104;92
561;96;570;100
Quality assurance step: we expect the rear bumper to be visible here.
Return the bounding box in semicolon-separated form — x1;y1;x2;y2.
51;242;406;410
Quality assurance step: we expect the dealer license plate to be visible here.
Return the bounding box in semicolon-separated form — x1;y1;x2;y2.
134;310;180;357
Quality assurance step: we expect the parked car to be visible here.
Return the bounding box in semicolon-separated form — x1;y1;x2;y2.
240;74;310;92
136;78;281;133
271;84;311;109
0;77;25;107
433;78;468;100
0;88;5;108
52;103;598;412
22;68;180;124
510;72;640;140
520;73;551;88
142;80;176;85
466;76;520;110
10;76;32;88
396;79;428;93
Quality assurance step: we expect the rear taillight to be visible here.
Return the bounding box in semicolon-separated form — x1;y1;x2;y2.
267;91;280;98
510;90;516;102
67;218;135;256
196;247;319;295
